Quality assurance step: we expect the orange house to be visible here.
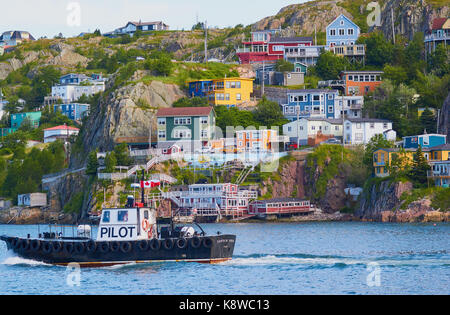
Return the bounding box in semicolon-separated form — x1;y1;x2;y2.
236;129;277;153
341;71;383;96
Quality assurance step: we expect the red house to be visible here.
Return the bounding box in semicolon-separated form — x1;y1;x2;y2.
236;30;313;64
249;198;312;216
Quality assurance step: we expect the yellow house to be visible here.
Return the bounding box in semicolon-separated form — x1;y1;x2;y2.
208;78;254;108
373;148;415;177
427;144;450;162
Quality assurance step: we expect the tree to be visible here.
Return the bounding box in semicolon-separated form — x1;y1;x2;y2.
388;149;412;178
93;29;101;36
104;152;117;173
151;54;174;76
420;108;436;134
86;150;99;175
409;145;430;187
314;50;351;80
114;144;132;166
357;31;393;67
173;97;209;107
252;97;288;128
427;44;450;76
274;59;294;72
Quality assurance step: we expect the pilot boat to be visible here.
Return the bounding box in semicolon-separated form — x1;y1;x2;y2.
0;178;236;267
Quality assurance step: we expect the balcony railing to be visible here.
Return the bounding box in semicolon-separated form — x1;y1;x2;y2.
427;170;450;177
424;33;450;42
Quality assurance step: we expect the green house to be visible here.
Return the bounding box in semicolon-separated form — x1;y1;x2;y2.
156;107;215;152
293;62;308;74
10;112;41;129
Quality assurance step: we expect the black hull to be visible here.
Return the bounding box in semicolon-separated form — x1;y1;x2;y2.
0;235;235;267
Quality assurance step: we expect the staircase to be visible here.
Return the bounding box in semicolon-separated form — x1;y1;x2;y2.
234;165;255;185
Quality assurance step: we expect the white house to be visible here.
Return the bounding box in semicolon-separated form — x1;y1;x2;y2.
49;81;105;103
18;193;47;207
283;118;343;145
343;118;396;145
335;95;364;119
43;125;80;143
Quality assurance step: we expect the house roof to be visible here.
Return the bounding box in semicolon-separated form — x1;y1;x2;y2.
269;37;313;43
425;143;450;151
326;14;360;31
156;107;213;117
128;21;167;27
0;31;35;41
431;18;448;30
252;198;308;205
287;89;339;94
341;70;384;75
346;118;391;123
44;125;79;131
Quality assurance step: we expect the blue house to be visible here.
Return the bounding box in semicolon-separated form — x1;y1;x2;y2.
282;89;340;121
187;80;213;97
53;103;90;121
326;14;360;47
403;134;447;149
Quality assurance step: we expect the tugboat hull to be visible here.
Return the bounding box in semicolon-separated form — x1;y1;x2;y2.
0;235;235;267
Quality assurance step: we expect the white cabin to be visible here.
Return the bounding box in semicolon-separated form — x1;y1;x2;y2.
97;207;157;241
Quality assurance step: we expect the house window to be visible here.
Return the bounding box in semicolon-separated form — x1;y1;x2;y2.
174;129;191;139
339;29;345;36
158;130;166;139
201;130;208;138
225;93;230;100
174;117;191;125
330;29;336;36
157;118;166;125
200;117;208;124
383;123;388;129
328;106;334;113
370;123;375;129
348;29;354;35
226;81;231;89
236;81;241;89
356;123;361;129
236;93;241;101
313;95;320;101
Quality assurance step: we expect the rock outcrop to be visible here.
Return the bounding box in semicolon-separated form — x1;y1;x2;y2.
74;79;186;166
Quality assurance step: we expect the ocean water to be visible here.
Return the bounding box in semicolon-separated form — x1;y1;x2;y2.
0;222;449;295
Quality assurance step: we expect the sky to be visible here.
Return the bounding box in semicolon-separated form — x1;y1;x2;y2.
0;0;308;39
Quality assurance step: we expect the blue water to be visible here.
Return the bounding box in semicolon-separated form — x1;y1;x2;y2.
0;222;449;295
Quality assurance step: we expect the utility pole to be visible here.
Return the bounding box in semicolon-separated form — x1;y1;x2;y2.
437;109;441;134
204;20;208;63
261;60;265;96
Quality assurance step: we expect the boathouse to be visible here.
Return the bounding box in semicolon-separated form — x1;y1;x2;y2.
249;198;312;216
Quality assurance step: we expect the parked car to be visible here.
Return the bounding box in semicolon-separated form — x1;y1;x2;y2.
322;138;342;145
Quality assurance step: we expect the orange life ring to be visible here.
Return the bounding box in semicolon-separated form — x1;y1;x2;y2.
142;219;150;232
147;225;153;239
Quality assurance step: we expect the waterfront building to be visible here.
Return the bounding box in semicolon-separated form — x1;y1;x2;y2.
156;107;216;153
17;193;47;207
105;21;169;37
249;198;312;217
177;183;258;217
428;160;450;187
343;118;395;145
373;148;416;178
340;71;383;96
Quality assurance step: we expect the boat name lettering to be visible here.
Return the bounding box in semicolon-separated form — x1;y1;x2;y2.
100;226;136;239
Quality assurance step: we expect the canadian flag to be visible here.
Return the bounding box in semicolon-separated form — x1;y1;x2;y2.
140;180;160;188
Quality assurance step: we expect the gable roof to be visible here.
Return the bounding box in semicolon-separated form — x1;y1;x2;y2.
326;14;360;31
156;107;213;117
431;18;448;30
44;125;79;131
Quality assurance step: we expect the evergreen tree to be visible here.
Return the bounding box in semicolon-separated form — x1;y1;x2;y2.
114;144;132;166
104;152;117;173
86;150;99;175
420;108;436;134
409;145;430;187
252;97;288;128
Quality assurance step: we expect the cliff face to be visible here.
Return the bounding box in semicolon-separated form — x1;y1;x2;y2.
438;92;450;140
356;180;449;222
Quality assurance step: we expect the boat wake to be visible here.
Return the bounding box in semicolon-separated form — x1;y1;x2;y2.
223;253;450;268
1;252;53;267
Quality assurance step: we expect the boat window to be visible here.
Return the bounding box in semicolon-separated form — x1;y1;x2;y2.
118;210;129;222
102;211;110;223
144;210;149;220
